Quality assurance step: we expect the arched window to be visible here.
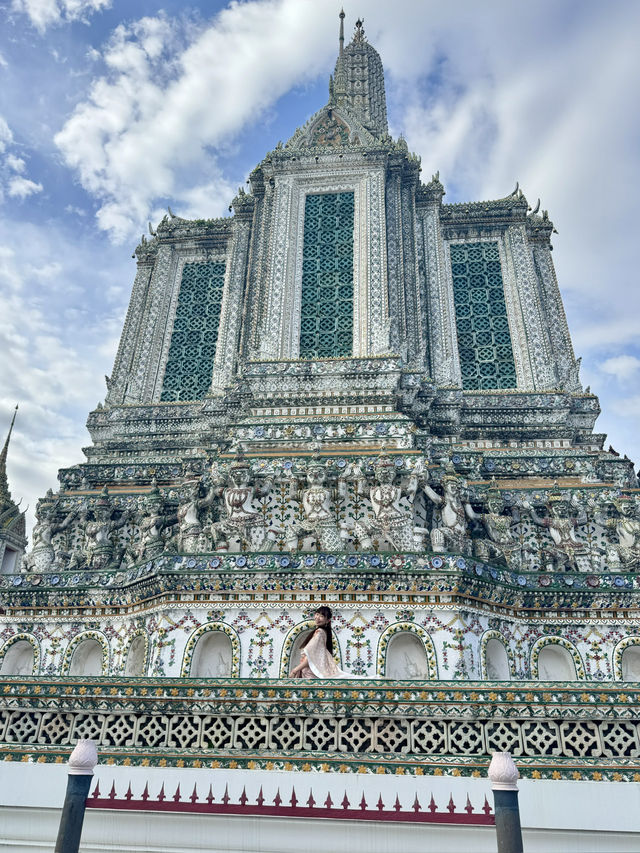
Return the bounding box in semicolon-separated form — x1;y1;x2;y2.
1;640;35;675
621;646;640;682
385;632;430;679
69;640;104;676
189;631;232;677
537;644;576;681
124;635;147;676
288;630;315;676
485;638;511;681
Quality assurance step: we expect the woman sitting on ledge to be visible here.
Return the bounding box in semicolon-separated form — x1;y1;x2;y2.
290;606;355;679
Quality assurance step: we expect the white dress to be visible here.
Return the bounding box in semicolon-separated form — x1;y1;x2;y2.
299;628;356;679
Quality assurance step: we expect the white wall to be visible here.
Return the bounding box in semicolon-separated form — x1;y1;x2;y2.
1;762;639;853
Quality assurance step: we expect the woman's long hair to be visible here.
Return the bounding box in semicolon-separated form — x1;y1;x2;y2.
300;605;333;654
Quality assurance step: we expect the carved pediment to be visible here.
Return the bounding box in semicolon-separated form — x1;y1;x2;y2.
309;111;352;147
286;105;376;151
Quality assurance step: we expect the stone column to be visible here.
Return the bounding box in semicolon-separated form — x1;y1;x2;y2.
488;751;523;853
420;178;461;385
504;224;554;390
210;194;253;395
106;245;156;405
54;739;98;853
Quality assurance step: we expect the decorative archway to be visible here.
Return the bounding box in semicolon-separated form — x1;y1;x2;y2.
480;630;515;680
530;637;584;680
181;623;240;677
376;623;438;679
122;631;149;676
63;631;109;676
0;634;40;675
279;621;343;677
614;637;640;681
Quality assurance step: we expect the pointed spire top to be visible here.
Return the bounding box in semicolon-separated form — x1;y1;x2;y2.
0;404;18;511
330;13;387;137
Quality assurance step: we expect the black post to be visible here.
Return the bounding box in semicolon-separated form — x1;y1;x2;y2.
488;752;524;853
54;739;98;853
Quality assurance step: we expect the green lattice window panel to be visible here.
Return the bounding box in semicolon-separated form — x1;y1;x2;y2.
300;192;354;359
160;262;226;401
450;242;517;390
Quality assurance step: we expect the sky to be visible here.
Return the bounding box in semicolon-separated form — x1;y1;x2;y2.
1;0;639;535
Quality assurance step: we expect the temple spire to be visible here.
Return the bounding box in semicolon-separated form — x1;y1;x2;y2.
0;404;18;510
331;12;388;137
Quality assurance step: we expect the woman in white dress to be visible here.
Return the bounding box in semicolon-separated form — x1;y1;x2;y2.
290;606;354;679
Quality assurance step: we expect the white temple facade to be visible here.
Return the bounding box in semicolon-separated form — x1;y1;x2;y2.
1;15;640;852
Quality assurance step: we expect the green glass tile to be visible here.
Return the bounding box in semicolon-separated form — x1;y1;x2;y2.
449;242;517;390
300;192;354;359
160;262;226;401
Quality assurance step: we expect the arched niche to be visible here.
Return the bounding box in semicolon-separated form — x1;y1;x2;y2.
189;631;232;678
124;635;147;676
621;646;640;682
485;638;511;681
537;644;577;681
280;624;343;676
385;632;430;679
288;630;314;676
69;639;105;677
0;640;35;675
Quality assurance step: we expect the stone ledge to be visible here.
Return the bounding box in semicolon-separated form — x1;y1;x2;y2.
1;677;639;781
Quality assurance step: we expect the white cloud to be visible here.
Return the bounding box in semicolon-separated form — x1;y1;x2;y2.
55;1;338;241
64;203;86;216
5;154;26;173
600;355;640;382
0;53;8;69
11;0;111;33
0;117;13;153
7;176;43;198
0;117;44;201
0;219;131;533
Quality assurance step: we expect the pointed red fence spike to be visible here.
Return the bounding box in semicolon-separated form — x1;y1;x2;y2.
124;783;133;801
412;794;421;813
222;784;230;806
206;785;214;805
342;792;350;810
172;784;181;803
290;787;298;808
428;793;437;814
465;794;473;814
141;783;149;802
190;784;198;804
324;793;333;809
447;794;456;814
394;795;401;813
483;795;493;815
273;789;282;807
108;782;117;800
256;786;264;807
239;787;248;806
90;782;100;799
359;793;367;811
157;783;166;803
376;794;384;812
307;790;316;808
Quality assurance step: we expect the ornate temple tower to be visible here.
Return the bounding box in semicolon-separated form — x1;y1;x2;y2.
0;407;26;577
1;17;640;810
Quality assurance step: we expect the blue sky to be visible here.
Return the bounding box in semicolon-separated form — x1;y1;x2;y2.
1;0;639;530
